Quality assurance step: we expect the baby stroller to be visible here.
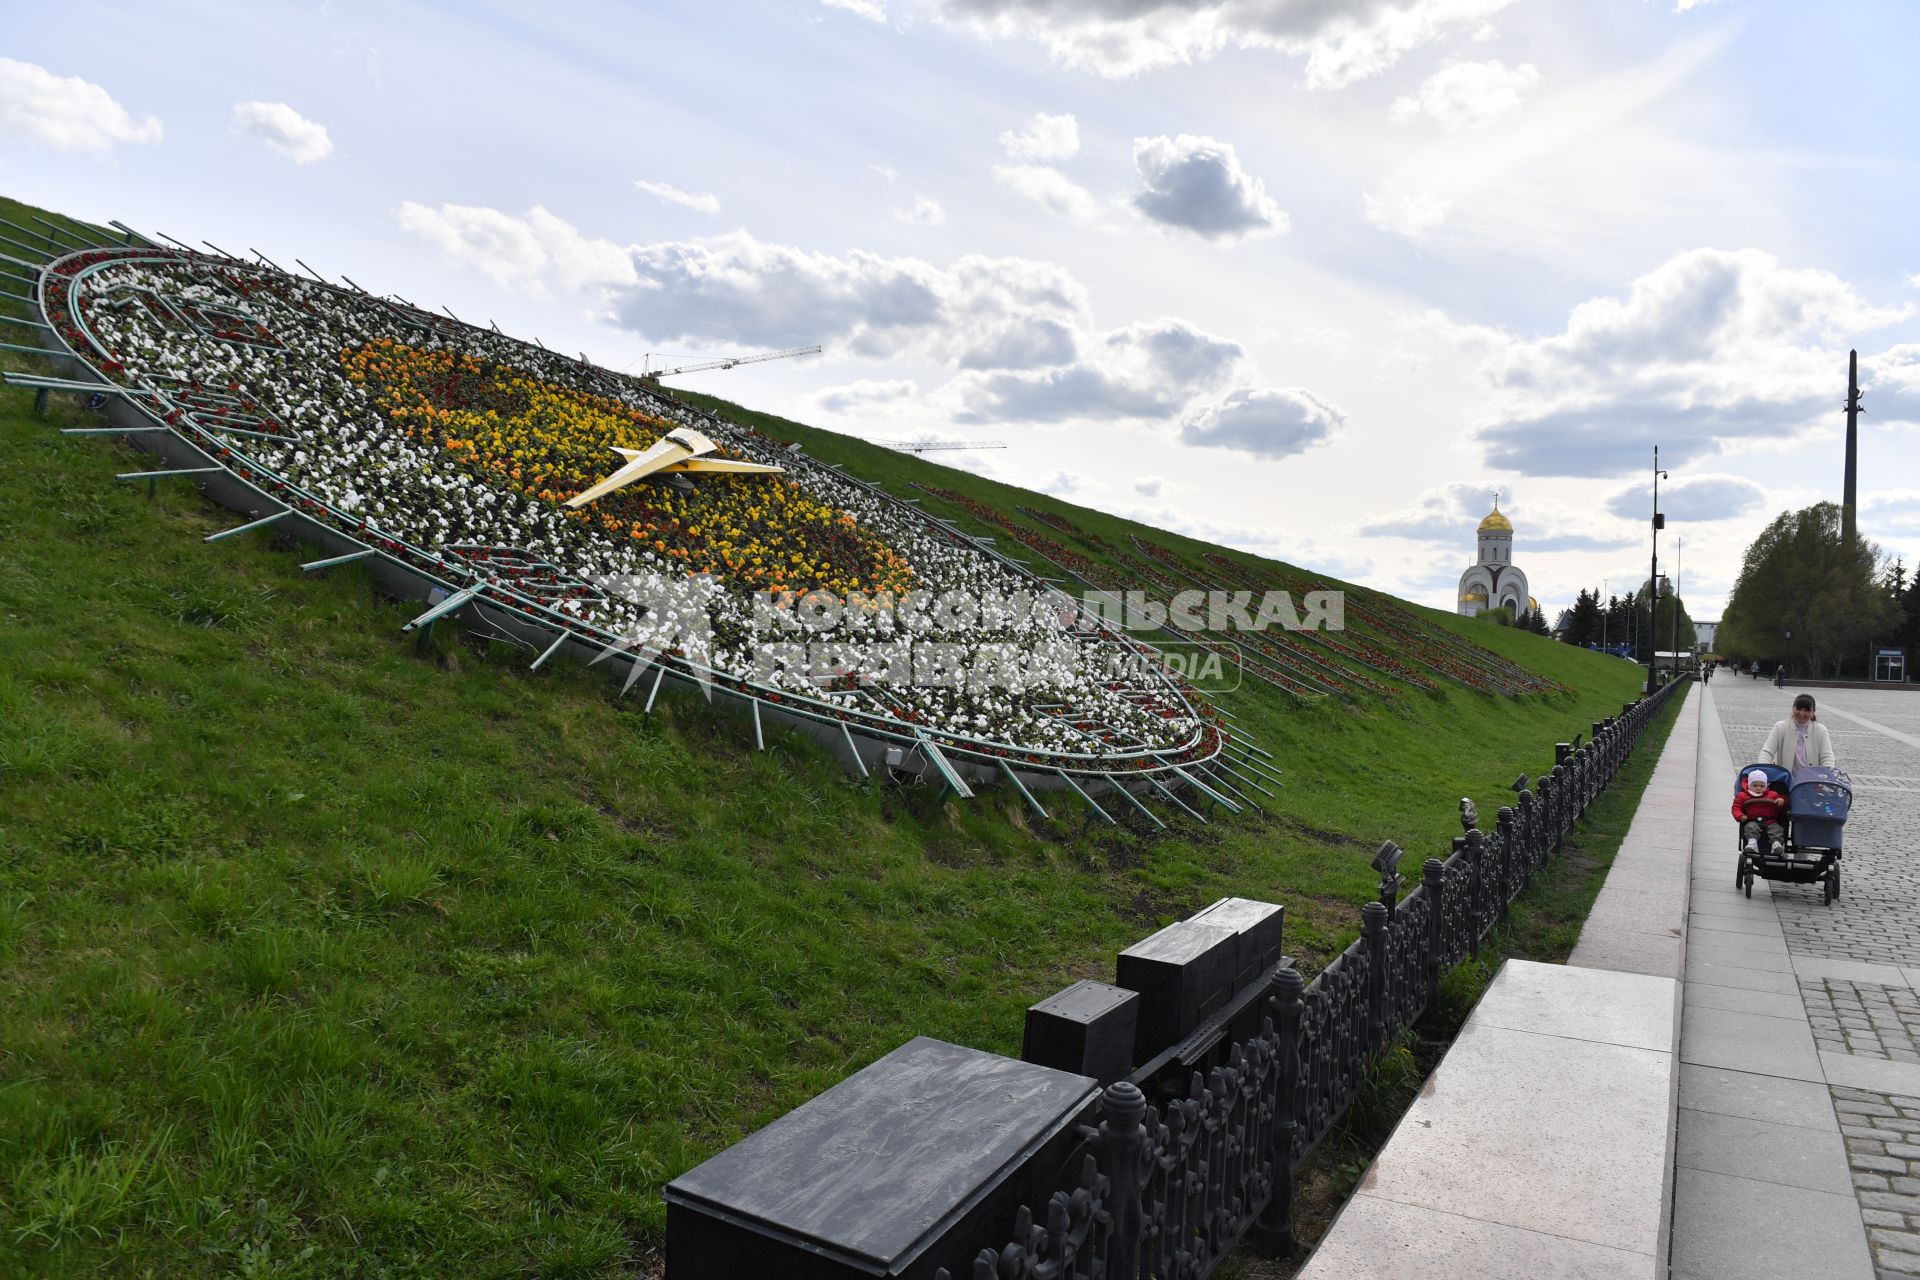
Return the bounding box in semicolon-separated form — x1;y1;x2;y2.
1733;763;1852;904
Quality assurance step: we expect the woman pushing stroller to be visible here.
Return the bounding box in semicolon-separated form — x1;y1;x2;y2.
1756;694;1835;771
1731;693;1852;902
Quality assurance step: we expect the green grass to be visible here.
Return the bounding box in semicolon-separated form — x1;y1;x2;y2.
0;193;1655;1278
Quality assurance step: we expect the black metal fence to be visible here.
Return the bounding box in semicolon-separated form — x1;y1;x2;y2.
937;678;1688;1279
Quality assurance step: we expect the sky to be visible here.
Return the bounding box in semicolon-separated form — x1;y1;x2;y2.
4;0;1918;621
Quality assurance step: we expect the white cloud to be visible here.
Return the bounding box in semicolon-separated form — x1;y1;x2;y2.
1389;60;1540;130
813;378;918;413
993;164;1100;223
231;101;332;164
948;318;1243;424
999;112;1080;161
1604;474;1767;522
1439;248;1914;476
894;195;947;226
1131;135;1286;242
1359;483;1636;551
1039;470;1083;495
821;0;888;20
1861;344;1920;427
634;179;721;216
0;58;161;152
1134;476;1170;498
1359;482;1497;541
1179;386;1343;458
930;0;1517;87
1363;191;1452;237
608;230;1089;371
395;202;637;292
1863;490;1920;534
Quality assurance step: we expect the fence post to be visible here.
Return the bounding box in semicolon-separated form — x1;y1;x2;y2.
1496;807;1517;910
1421;856;1446;1029
1464;827;1485;954
1521;786;1540;870
1102;1080;1147;1277
1364;901;1389;1049
1255;967;1306;1256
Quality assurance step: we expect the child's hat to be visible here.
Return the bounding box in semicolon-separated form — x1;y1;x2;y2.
1747;769;1770;789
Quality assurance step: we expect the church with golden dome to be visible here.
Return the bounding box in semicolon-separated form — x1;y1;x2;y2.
1457;497;1539;618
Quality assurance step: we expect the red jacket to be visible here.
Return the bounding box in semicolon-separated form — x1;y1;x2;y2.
1732;788;1787;822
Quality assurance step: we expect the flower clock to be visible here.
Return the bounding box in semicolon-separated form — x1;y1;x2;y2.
17;236;1267;814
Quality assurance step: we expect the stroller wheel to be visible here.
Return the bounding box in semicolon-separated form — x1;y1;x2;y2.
1827;865;1840;904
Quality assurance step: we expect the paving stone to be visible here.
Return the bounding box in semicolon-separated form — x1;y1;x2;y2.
1686;984;1807;1020
1676;1109;1854;1193
1686;958;1802;995
1677;1064;1838;1130
1681;1005;1823;1080
1860;1191;1920;1213
1294;1194;1656;1280
1670;1165;1874;1280
1356;1020;1670;1254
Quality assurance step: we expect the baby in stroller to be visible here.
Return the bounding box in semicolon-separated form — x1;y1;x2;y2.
1733;767;1788;857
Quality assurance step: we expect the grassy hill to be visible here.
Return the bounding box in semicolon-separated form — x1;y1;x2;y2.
0;194;1651;1277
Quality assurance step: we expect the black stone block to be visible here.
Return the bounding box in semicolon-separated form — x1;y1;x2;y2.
1116;920;1237;1062
1188;897;1284;990
664;1037;1097;1280
1022;979;1139;1084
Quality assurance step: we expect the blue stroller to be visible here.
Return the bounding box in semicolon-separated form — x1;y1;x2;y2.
1734;764;1852;904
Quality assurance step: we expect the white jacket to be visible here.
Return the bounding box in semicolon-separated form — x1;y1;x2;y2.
1757;719;1836;770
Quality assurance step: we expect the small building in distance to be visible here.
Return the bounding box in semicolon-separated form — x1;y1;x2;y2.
1695;619;1719;652
1457;498;1538;619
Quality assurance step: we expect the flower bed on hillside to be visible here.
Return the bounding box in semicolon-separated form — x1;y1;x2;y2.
38;246;1221;771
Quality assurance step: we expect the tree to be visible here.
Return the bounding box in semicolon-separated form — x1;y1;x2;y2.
1527;606;1551;635
1563;589;1602;646
1719;502;1894;676
1885;558;1920;670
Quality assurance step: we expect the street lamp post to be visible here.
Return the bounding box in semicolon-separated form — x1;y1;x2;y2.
1671;537;1682;678
1648;447;1669;694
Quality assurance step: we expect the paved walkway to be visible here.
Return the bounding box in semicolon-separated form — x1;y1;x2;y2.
1301;681;1920;1279
1671;680;1920;1280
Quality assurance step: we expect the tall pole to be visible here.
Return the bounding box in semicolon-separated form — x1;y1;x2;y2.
1844;349;1861;545
1671;537;1681;676
1648;447;1662;693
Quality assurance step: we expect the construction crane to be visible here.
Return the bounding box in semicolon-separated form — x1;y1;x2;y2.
640;345;821;380
873;439;1007;454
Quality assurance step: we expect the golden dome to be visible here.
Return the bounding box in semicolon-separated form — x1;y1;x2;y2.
1461;590;1488;602
1529;595;1540;611
1478;500;1512;534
